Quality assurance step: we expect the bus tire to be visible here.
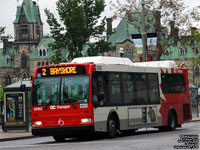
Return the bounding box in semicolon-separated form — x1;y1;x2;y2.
168;111;177;131
107;116;118;138
53;135;66;142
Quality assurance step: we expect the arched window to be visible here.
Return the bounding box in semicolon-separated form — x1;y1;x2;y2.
165;49;170;56
6;56;11;64
180;48;186;56
37;62;40;66
124;46;133;60
195;66;200;77
38;48;47;57
21;52;28;68
43;49;46;56
5;74;11;86
22;72;28;80
39;49;42;56
195;48;199;55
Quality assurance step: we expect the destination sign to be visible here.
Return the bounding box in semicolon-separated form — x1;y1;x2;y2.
37;66;86;77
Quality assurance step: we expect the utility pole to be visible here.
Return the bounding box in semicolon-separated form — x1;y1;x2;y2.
141;0;147;62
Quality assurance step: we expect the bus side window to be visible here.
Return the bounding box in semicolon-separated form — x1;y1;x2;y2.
135;73;148;105
108;73;122;105
122;73;136;105
161;74;186;94
148;74;160;104
92;72;105;106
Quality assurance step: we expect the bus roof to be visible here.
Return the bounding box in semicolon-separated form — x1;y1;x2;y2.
133;61;177;68
70;56;177;68
71;56;133;66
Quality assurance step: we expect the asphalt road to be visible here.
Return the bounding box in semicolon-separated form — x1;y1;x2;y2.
0;121;199;150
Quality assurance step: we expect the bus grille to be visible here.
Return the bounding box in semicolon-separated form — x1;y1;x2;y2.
183;104;191;120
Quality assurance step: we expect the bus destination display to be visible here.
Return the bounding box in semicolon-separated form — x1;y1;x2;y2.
37;66;86;77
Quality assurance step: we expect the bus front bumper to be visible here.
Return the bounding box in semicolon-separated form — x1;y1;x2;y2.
32;125;94;136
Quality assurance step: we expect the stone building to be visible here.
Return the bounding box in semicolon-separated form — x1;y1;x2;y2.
105;12;200;86
0;0;199;88
0;0;43;88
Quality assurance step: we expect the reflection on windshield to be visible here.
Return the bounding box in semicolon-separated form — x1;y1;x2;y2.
61;76;89;104
32;76;89;106
33;78;60;106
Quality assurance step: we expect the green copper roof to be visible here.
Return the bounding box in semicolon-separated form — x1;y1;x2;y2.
160;41;200;60
29;37;56;59
30;37;91;60
0;48;14;67
14;0;40;23
108;12;156;46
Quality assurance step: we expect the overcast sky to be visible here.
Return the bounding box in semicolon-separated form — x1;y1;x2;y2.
0;0;200;39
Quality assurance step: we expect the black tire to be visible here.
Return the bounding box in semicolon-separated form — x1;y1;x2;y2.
168;112;177;131
53;135;66;142
158;126;167;132
107;116;118;138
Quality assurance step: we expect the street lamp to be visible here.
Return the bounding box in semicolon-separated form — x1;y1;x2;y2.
119;47;124;57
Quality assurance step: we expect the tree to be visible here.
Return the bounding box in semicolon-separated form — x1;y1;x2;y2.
87;37;112;56
45;0;110;63
109;0;200;61
0;27;12;46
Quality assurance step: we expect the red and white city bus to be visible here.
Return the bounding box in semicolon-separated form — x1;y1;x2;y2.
31;56;191;141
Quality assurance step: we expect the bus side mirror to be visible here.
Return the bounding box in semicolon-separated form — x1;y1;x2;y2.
20;84;26;91
97;93;104;101
92;95;98;107
92;93;105;108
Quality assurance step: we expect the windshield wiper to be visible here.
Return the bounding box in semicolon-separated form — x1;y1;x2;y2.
72;103;77;109
44;100;51;110
66;99;77;109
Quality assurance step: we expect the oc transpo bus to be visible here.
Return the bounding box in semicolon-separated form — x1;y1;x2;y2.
31;56;191;141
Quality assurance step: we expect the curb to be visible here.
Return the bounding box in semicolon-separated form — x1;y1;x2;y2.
0;135;36;142
190;119;200;122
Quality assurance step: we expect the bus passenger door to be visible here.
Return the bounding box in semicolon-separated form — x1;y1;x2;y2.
128;73;160;126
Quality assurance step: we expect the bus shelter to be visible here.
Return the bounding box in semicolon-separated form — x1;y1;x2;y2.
2;80;32;132
189;85;199;118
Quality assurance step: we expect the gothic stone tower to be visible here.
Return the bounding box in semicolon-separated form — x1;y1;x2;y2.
13;0;43;80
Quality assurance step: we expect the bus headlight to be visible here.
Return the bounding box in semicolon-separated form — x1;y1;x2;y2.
81;118;92;123
34;121;42;126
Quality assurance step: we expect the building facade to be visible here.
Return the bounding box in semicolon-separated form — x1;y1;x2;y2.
0;0;44;88
105;12;200;86
0;0;200;88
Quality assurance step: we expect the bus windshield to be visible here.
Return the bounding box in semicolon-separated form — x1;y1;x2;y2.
32;75;89;106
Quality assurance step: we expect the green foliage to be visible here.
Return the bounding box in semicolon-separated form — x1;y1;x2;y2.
0;27;12;43
0;88;3;101
192;55;200;66
109;0;200;61
45;0;107;63
87;39;112;56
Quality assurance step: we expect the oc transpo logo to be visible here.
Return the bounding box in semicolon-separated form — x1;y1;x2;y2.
58;118;64;126
50;105;56;110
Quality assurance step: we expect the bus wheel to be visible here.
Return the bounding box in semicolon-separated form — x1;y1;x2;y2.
107;116;118;138
168;112;177;131
53;135;66;142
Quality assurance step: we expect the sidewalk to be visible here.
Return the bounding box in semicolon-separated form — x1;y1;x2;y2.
0;117;200;142
0;126;33;142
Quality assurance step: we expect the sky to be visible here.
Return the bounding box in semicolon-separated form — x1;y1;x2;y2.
0;0;200;40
